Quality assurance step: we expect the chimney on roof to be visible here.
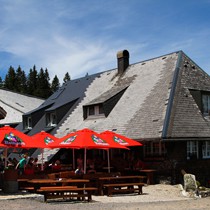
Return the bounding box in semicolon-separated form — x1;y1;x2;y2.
117;50;129;75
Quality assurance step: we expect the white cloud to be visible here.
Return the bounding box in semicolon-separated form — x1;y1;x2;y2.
0;1;130;81
0;0;210;81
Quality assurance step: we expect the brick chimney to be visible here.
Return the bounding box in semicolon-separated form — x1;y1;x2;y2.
117;50;129;75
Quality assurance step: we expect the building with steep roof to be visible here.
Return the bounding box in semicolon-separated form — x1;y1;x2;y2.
17;50;210;184
0;88;44;127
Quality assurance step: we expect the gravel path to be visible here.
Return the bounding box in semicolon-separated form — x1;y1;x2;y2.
0;184;210;210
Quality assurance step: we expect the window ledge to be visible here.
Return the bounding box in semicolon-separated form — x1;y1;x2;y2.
46;124;57;128
86;115;105;120
24;127;32;130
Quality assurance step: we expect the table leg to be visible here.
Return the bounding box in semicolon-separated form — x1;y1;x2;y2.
147;172;154;185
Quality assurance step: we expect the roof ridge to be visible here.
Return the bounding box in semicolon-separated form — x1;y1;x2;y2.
162;51;183;138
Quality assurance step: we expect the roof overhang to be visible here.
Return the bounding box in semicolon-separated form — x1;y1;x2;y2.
0;106;7;120
162;137;210;141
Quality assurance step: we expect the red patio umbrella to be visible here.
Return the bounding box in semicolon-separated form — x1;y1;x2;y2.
100;130;143;147
0;125;35;167
31;131;60;170
50;128;128;149
0;125;34;148
50;128;128;173
31;131;59;148
100;131;142;173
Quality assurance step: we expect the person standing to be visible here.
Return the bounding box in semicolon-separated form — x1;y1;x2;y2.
16;155;27;175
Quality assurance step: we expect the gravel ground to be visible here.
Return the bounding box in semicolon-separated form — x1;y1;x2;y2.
0;184;210;210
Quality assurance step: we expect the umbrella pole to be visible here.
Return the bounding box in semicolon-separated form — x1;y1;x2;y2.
73;149;75;169
4;148;8;168
84;148;87;174
41;148;44;171
107;149;110;173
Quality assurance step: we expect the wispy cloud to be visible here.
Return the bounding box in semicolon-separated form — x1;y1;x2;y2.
0;0;210;81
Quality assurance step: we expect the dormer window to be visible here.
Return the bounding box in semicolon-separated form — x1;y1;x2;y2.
46;112;57;127
202;94;210;116
24;116;32;130
87;104;104;118
83;86;128;120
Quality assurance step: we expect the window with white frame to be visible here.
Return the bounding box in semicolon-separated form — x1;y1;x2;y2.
202;94;210;116
24;116;32;129
202;141;210;159
187;141;198;160
87;104;104;118
46;112;57;127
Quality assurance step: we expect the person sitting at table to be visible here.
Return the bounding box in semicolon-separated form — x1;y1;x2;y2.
52;159;62;171
28;157;34;166
75;165;84;175
24;157;35;175
33;157;38;166
12;157;18;167
24;163;34;175
133;158;145;170
86;157;96;174
33;157;41;172
43;161;52;171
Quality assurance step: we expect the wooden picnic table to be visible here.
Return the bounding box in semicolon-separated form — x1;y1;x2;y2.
97;175;146;196
27;178;89;191
37;186;97;202
140;169;156;185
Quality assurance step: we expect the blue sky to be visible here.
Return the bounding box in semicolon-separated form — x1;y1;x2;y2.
0;0;210;82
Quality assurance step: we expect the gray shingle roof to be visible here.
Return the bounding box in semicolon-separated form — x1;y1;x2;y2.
19;73;101;135
55;52;179;139
18;50;210;142
0;89;44;124
167;53;210;139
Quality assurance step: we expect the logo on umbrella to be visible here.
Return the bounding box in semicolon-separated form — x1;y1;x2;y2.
3;132;25;146
92;135;108;145
44;137;54;145
61;135;77;145
113;136;128;145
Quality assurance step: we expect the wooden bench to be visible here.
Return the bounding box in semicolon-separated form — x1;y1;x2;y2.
39;186;77;190
103;183;145;196
37;186;97;202
18;179;35;192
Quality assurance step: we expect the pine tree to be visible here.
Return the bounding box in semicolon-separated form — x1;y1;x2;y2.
44;68;52;97
20;71;28;94
0;77;3;88
15;66;27;93
15;66;22;92
27;65;38;95
4;66;16;90
63;72;71;84
35;68;52;98
2;65;71;98
51;75;60;92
